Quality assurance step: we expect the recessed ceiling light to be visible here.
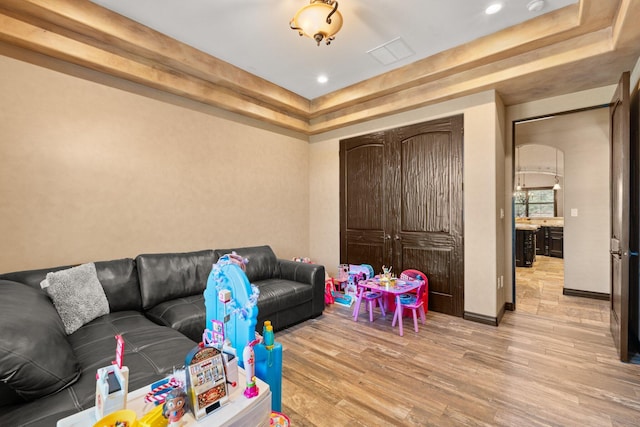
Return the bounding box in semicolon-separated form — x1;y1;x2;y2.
527;0;545;12
317;75;328;84
485;3;503;15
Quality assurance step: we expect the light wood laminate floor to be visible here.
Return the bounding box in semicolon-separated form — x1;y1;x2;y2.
276;261;639;426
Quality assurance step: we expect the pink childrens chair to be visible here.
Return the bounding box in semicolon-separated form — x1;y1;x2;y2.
352;281;386;322
399;269;429;314
392;270;428;335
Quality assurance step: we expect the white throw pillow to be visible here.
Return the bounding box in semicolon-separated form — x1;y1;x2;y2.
40;262;109;334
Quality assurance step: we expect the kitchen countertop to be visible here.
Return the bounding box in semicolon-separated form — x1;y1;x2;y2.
516;217;564;228
516;224;540;231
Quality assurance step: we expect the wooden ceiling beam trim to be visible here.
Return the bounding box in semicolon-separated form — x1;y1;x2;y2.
309;0;621;118
611;0;640;49
308;29;615;134
578;0;619;27
0;0;636;136
0;0;311;117
0;13;309;134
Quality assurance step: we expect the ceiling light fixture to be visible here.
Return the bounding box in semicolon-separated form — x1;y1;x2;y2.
516;146;522;191
527;0;545;12
290;0;343;46
553;148;561;190
485;3;503;15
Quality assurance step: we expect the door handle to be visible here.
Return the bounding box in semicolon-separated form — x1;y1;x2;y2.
384;234;391;240
610;249;633;257
394;235;401;241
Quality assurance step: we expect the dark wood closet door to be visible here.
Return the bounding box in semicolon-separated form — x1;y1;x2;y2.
340;115;464;317
340;131;392;268
390;116;464;316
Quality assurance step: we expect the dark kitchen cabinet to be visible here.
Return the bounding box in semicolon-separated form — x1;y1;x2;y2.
548;227;564;258
535;227;545;255
533;226;564;258
516;229;536;267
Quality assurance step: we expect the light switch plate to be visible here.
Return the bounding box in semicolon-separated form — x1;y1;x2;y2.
571;208;578;217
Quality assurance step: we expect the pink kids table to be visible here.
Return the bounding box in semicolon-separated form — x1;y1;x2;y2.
352;277;422;336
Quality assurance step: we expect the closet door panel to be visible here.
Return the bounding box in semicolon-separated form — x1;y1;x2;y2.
402;246;454;313
393;115;464;316
340;132;392;272
401;131;451;233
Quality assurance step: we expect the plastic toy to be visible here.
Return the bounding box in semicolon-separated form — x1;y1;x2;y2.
270;411;291;427
254;321;283;412
137;405;167;427
324;278;335;304
242;338;260;398
185;345;229;420
95;336;129;420
263;321;274;349
204;253;259;364
332;263;374;307
144;377;183;406
222;346;239;392
202;319;225;349
93;409;137;427
162;387;188;426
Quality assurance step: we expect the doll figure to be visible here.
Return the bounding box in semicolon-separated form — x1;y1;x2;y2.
162;387;188;426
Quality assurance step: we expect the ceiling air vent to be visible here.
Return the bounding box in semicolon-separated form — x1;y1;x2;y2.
367;37;414;66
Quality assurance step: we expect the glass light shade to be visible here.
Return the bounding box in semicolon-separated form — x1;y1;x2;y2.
291;2;343;45
553;182;561;190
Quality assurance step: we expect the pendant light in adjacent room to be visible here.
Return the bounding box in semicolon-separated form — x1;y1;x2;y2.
553;148;561;190
516;146;522;191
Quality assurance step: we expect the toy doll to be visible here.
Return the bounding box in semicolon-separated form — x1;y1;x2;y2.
162;387;188;426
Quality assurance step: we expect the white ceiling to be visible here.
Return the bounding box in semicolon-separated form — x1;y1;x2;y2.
516;144;565;177
89;0;577;100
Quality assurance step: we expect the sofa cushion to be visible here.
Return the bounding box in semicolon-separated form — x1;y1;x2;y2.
0;311;198;426
66;312;198;412
213;245;278;283
254;279;313;317
0;258;142;313
0;280;80;401
145;294;206;343
0;264;75;290
136;250;215;310
41;263;110;335
95;259;142;312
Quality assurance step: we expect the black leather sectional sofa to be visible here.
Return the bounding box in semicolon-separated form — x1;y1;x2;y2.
0;245;324;426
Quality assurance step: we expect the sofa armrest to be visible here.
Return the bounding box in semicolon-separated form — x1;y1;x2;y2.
277;260;325;317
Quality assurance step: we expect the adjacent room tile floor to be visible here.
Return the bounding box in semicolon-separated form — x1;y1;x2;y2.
515;255;609;326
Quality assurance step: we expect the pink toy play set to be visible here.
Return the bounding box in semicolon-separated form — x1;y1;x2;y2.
330;263;374;307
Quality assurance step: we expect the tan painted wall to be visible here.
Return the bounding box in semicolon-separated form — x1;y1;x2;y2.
309;91;501;319
0;55;310;272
